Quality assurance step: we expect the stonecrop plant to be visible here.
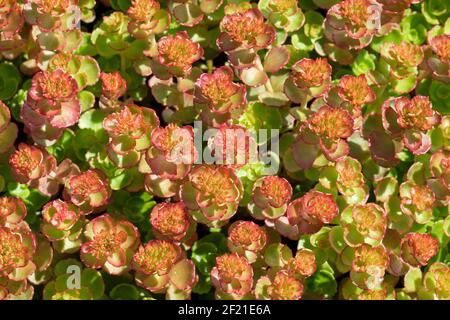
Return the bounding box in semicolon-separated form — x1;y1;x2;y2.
0;0;448;301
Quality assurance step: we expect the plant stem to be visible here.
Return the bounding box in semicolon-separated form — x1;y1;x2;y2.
253;52;273;93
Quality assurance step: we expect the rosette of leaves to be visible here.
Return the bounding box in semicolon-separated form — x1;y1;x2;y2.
286;62;327;106
210;253;254;299
258;0;305;32
150;67;203;124
282;190;338;240
315;156;369;206
400;232;439;268
21;69;82;145
169;0;223;27
194;66;247;127
285;105;355;172
8;143;77;197
79;214;140;276
0;0;24;55
40;200;85;254
103;104;159;168
217;5;293;101
140;123;196;198
0;101;18;155
227;220;268;263
63;169;111;214
340;277;396;300
24;0;83;52
321;74;376;124
255;270;304;300
0;275;35;300
98;71;128;109
340;203;387;247
379;41;424;94
237;101;283;144
288;10;324;62
421;0;449;25
191;232;228;296
0;208;53;299
127;0;171;60
398;263;449;300
132;240;198;299
79;0;96;23
323;0;382;51
247;176;292;222
152;31;203;78
150;202;198;246
43;259;105;300
0;222;35;281
180;165;244;228
425;34;449;84
90;11;148;65
43;53;101;99
206;123;257;168
349;244;389;290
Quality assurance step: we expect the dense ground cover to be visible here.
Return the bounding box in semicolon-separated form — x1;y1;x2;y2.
0;0;448;300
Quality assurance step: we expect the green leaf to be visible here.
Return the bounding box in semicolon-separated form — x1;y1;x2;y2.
351;50;376;76
0;62;21;100
305;262;337;298
404;268;422;293
81;269;105;300
78;109;107;131
400;12;430;45
110;283;139;300
78;91;96;112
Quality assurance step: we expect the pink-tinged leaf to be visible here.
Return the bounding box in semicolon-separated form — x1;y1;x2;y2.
80;244;107;269
255;26;275;48
239;67;268;87
169;259;197;290
402;130;431;155
136;272;170;292
172;3;204;27
116;221;140;249
49;100;81;129
284;77;307;104
320;138;349;161
107;248;127;267
91;215;115;235
368;131;399;167
292;138;320;170
0;123;17;153
145;174;179;198
110;135;137;154
217;32;240;52
0;102;11;132
259;92;290;107
264;46;290;73
227;49;257;68
381;101;403;136
200;0;223;14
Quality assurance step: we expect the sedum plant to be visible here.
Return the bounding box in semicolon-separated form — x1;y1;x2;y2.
0;0;448;301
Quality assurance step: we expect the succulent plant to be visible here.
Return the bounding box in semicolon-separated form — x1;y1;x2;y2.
80;214;140;274
211;253;253;299
0;0;448;302
181;165;243;227
133;240;198;299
